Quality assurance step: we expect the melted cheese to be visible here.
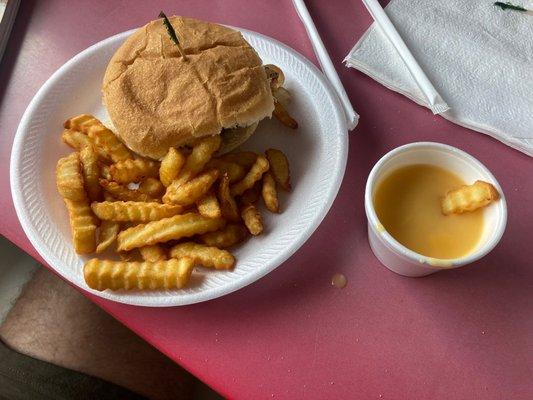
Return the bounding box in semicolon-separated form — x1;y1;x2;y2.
374;164;484;259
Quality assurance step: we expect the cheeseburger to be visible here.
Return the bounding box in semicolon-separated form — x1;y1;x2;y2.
102;15;291;160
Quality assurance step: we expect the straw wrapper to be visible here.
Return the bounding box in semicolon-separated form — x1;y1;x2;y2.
293;0;359;130
352;0;449;114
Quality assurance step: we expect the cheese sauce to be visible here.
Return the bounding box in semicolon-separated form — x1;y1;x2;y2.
373;164;484;259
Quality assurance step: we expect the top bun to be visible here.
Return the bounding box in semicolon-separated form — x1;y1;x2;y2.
102;16;274;159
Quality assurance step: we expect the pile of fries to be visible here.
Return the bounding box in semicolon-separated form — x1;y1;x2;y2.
56;114;291;291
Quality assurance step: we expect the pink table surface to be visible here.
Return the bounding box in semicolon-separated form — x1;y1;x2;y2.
1;1;532;399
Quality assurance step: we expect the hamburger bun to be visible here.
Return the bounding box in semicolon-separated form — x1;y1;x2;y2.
102;16;274;159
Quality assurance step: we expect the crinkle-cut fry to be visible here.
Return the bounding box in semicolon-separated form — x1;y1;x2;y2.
197;192;222;219
206;159;246;183
175;136;221;184
117;213;225;251
262;172;279;213
170;242;235;270
160;147;186;187
91;201;183;222
231;155;269;196
79;145;101;202
84;257;194;291
96;220;120;253
138;177;165;199
61;128;110;160
218;151;257;169
109;158;159;184
99;179;155;202
139;244;167;262
67;114;132;162
265;148;291;191
273;100;298;129
56;152;87;201
64;199;97;254
87;126;133;163
218;173;240;222
199;223;248;248
163;169;219;206
442;180;500;215
61;129;90;150
64;114;97;130
241;204;263;235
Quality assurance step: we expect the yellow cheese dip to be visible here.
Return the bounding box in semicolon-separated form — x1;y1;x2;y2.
373;164;484;259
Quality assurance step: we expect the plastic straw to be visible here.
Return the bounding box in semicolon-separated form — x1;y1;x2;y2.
361;0;450;114
293;0;360;130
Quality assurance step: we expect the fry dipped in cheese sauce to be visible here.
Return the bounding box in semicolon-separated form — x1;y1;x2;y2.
373;164;500;260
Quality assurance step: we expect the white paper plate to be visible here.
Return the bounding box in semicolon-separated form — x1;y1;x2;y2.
10;27;348;306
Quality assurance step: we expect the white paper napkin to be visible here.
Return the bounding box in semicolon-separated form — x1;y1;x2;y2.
345;0;533;156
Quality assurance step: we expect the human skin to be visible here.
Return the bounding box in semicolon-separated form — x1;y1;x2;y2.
0;268;197;400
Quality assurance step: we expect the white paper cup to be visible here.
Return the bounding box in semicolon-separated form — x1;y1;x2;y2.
365;142;507;277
